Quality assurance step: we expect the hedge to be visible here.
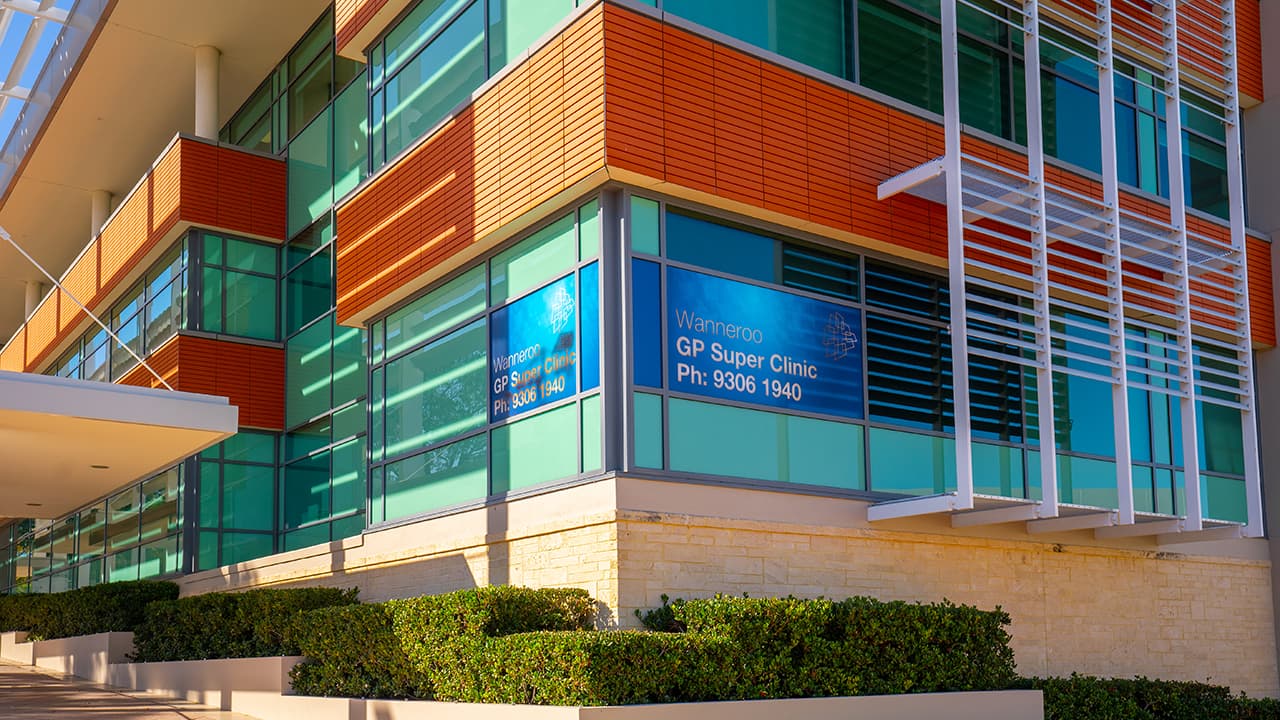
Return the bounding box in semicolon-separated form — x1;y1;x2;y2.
131;586;358;662
289;588;1016;705
1023;675;1280;720
287;586;594;699
0;581;178;640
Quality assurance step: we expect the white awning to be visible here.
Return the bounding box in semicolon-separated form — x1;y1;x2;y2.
0;370;236;518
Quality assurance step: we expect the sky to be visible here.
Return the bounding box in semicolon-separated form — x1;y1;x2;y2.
0;0;78;155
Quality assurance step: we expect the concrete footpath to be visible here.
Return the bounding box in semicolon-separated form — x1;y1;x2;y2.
0;661;259;719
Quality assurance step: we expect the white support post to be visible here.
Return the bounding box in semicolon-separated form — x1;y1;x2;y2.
194;45;220;140
22;279;42;318
1098;0;1136;525
942;0;975;511
1160;1;1205;532
1222;0;1263;537
1021;0;1059;518
90;189;111;239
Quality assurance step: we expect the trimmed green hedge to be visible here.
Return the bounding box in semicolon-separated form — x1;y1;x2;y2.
1024;675;1280;720
289;588;1016;705
0;581;178;640
287;586;594;699
131;587;358;662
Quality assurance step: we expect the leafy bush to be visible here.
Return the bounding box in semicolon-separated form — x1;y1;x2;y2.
1024;675;1280;720
0;581;177;640
287;602;427;699
131;586;358;662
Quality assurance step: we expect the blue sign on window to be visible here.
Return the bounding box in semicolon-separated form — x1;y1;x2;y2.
666;267;863;419
490;274;579;421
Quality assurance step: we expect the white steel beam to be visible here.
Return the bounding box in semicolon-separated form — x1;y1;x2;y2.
1161;0;1205;532
942;0;975;512
1027;511;1118;534
950;503;1042;528
1094;518;1182;539
1097;0;1136;526
1156;525;1244;545
1222;0;1263;538
867;493;964;522
1020;0;1060;519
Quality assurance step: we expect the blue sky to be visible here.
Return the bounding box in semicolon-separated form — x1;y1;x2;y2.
0;0;77;149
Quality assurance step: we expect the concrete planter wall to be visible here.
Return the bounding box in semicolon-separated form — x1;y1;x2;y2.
1;630;133;684
0;631;32;664
108;655;303;715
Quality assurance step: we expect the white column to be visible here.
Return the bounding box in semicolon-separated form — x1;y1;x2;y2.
90;189;111;238
194;45;220;140
23;280;43;318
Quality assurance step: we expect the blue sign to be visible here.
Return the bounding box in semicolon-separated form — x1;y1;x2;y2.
666;267;863;419
490;275;578;421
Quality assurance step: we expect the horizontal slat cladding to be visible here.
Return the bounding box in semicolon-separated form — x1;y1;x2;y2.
173;336;285;430
335;6;607;324
1247;236;1275;346
17;139;287;372
117;336;180;390
0;327;24;371
1238;0;1263;101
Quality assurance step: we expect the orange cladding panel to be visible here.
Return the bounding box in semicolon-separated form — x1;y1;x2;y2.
17;139;286;373
1247;236;1275;347
335;6;606;324
0;327;24;372
1238;0;1264;102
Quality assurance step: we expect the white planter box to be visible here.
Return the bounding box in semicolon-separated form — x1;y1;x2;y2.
108;655;303;714
0;631;32;665
32;631;133;684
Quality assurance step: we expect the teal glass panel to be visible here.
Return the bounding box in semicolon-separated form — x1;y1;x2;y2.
669;398;863;489
49;519;75;571
222;465;274;531
284;451;331;529
331;437;366;516
634;392;663;469
106;488;140;551
108;549;139;582
665;0;844;77
385;266;485;358
286;419;331;465
490;213;576;304
204;235;224;265
1058;455;1117;508
334;70;368;200
1185;132;1228;219
858;0;942;116
1128;386;1152;463
1053;372;1115;457
1043;59;1101;173
372;367;385;463
140;469;181;543
138;536;179;579
288;106;334;237
581;394;601;473
224;272;278;340
488;0;574;69
284;524;330;552
199;462;220;527
666;212;775;284
223;431;276;464
287;216;334;271
973;443;1025;498
197;531;218;571
78;559;103;589
1198;401;1245;476
630;197;660;255
332;323;367;407
1132;465;1155;514
383;1;485;159
332;514;365;541
289;52;333;140
225;238;277;274
868;427;955;495
385;435;488;521
492;403;579;493
221;533;274;566
201;267;223;333
385;320;487;457
370;466;385;525
77;507;104;559
385;0;469;79
333;402;364;442
288;16;330;82
285;249;333;336
579;199;600;260
1155;468;1176;516
1202;475;1246;523
287;317;333;427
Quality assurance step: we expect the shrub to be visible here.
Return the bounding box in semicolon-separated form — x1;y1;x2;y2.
131;586;358;662
0;581;178;640
287;602;427;699
1024;675;1280;720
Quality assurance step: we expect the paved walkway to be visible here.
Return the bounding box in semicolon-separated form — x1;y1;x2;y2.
0;661;259;719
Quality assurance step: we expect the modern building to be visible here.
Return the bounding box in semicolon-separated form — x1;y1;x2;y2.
1;0;1279;696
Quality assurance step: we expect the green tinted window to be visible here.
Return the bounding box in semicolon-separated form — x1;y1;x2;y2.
665;0;845;77
284;451;331;529
631;197;660;255
334;71;369;200
288;107;334;237
287;317;334;427
221;533;274;566
331;437;366;517
385;320;487;456
490;213;577;303
384;435;488;521
868;427;954;495
223;431;276;464
224;272;278;339
285;249;333;336
581;394;601;473
858;0;941;115
226;238;277;274
222;465;275;531
488;0;574;69
491;403;579;493
385;265;485;358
